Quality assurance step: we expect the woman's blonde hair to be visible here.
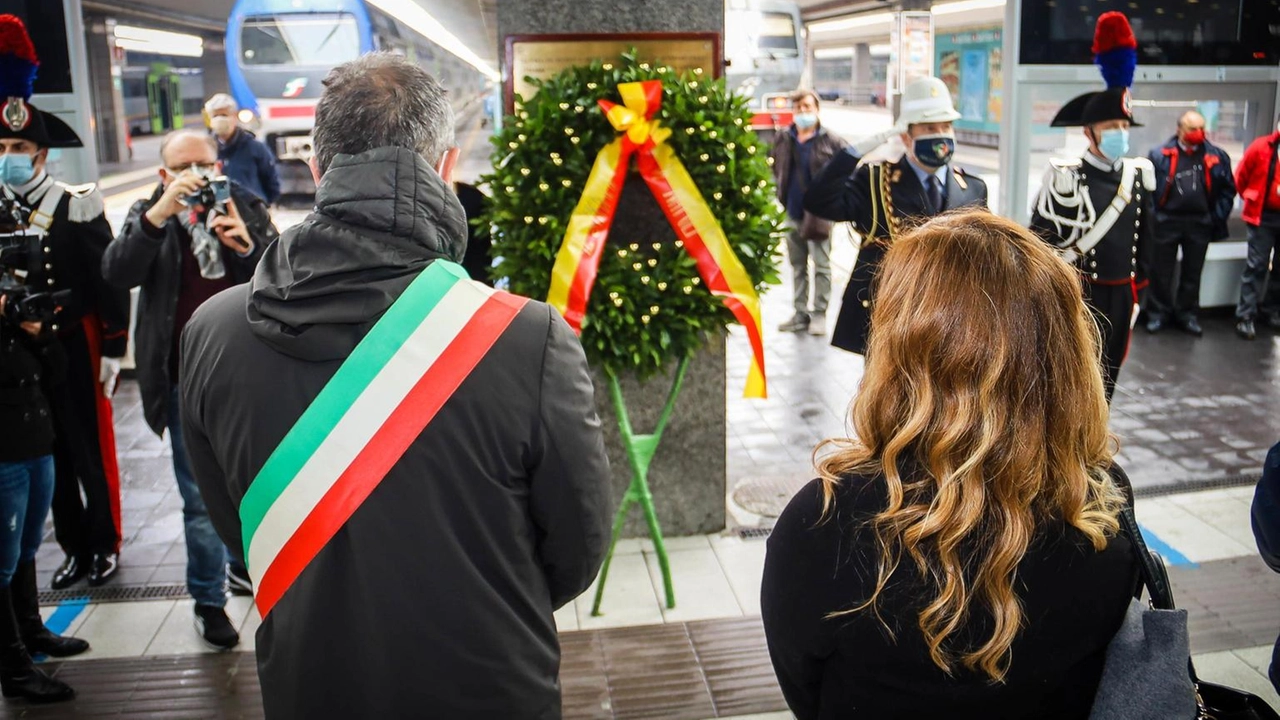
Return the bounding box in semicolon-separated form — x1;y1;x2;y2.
818;209;1125;683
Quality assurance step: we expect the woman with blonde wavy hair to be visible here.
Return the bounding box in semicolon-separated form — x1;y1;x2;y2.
761;210;1138;719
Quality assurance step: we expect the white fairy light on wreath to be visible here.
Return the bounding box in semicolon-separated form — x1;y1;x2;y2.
587;82;598;90
675;240;684;249
726;142;736;151
603;63;613;70
657;281;668;290
538;216;549;225
559;103;570;110
641;276;651;285
698;96;709;104
747;145;756;154
613;296;624;307
561;178;572;187
690;81;699;89
686;127;696;135
651;243;661;251
712;192;723;201
682;285;693;294
649;305;660;314
741;185;751;194
766;156;773;165
695;67;703;74
508;142;518;149
565;127;575;136
538;182;549;191
629;243;640;251
700;153;710;161
736;211;747;220
618;249;628;258
691;277;701;285
632;262;643;271
647;258;657;268
758;179;768;188
708;130;718;139
734;118;743;126
553;158;564;166
520;168;531;176
505;186;515;193
570;137;581;145
523;216;534;224
575;106;584;113
640;62;650;70
518;134;527;141
716;164;726;173
641;315;651;324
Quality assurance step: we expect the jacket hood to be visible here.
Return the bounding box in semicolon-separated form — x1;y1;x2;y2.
247;146;467;361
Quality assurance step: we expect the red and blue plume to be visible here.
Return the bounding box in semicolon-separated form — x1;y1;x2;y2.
1092;11;1137;89
0;15;38;101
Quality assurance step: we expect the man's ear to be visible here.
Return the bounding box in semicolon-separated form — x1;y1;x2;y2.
308;155;321;186
436;147;461;185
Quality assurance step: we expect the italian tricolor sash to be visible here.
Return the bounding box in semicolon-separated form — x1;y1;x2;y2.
238;260;528;619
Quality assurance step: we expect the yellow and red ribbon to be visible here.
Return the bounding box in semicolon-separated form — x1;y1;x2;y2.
547;80;767;398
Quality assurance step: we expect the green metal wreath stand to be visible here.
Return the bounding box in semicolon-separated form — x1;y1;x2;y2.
590;356;692;616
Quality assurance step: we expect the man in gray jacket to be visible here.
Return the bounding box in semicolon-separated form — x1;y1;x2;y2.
178;54;612;718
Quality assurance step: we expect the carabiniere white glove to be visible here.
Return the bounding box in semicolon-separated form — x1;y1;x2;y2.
99;356;121;399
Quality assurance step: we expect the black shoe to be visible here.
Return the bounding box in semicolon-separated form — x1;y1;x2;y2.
1178;316;1203;337
0;587;74;703
226;564;253;597
49;556;87;591
1237;318;1257;340
11;563;88;658
86;553;118;587
194;605;239;651
1145;316;1166;334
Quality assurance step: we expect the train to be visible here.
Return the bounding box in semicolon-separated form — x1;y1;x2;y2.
225;0;490;194
121;63;205;138
724;0;805;143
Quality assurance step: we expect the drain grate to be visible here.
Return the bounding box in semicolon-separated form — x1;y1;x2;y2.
1132;472;1262;499
736;527;773;540
38;583;189;606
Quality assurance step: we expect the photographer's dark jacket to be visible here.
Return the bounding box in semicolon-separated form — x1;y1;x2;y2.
101;182;275;435
178;147;612;719
16;174;130;358
0;323;63;462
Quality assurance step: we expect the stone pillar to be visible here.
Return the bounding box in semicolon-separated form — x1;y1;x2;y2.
497;0;727;537
853;43;872;105
83;16;127;165
201;35;230;96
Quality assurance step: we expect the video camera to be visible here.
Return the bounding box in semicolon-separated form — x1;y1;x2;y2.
0;191;26;234
0;284;69;325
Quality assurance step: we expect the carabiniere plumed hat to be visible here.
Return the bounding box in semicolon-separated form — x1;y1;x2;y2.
0;14;83;148
1050;11;1142;128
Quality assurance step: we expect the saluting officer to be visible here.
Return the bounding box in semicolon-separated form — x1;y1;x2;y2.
1030;11;1153;402
804;76;989;355
0;15;130;588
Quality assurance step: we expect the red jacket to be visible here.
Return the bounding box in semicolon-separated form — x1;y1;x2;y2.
1234;131;1280;225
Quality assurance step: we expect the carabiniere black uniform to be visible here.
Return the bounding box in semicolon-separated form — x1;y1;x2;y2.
1030;86;1154;402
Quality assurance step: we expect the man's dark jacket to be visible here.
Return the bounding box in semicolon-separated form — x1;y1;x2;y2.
177;147;612;719
101;183;274;435
1147;136;1236;240
218;129;281;205
769;124;847;240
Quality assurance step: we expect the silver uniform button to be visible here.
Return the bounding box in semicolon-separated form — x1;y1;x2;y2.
1090;261;1097;268
1130;271;1136;277
1091;273;1099;280
42;246;49;254
861;300;870;308
46;278;54;286
51;324;57;331
44;263;51;270
1133;232;1139;240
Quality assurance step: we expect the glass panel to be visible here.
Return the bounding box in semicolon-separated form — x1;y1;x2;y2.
1020;0;1280;66
759;13;799;53
241;14;360;67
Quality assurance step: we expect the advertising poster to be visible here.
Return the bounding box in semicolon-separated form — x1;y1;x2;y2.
933;27;1001;134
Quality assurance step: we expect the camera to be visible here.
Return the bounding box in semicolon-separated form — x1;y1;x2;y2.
0;192;26;234
181;175;231;216
0;234;35;274
0;284;68;325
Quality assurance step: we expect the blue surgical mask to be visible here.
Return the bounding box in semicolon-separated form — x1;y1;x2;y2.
1097;128;1130;163
912;133;956;169
0;153;34;186
794;112;818;130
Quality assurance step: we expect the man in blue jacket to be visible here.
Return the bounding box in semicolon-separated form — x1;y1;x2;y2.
204;94;280;205
1144;111;1236;336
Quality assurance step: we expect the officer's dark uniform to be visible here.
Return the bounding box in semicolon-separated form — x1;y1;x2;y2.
804;149;988;354
0;97;129;586
1029;87;1154;402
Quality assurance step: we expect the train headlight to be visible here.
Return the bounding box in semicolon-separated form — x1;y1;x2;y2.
238;109;255;124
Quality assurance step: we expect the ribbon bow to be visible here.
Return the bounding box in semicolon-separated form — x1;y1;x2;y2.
547;80;767;398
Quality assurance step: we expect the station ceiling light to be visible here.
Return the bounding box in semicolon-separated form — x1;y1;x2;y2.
814;47;855;59
809;12;892;34
932;0;1007;14
365;0;500;81
113;25;203;57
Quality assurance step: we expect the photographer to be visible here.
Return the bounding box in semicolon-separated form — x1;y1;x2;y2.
102;129;277;650
0;293;89;704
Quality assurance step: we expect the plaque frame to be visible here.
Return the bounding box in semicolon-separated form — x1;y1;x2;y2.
502;32;723;114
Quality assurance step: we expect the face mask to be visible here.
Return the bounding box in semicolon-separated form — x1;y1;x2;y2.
0;153;35;186
794;112;818;130
209;116;235;137
1096;128;1130;162
1183;129;1205;146
912;133;955;168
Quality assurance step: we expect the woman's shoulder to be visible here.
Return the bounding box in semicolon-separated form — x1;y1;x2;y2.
771;473;886;550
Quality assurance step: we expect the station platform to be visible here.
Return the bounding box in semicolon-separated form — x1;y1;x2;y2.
10;114;1280;718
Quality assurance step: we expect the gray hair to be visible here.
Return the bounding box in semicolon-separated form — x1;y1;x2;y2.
159;129;217;167
204;93;238;114
313;52;455;174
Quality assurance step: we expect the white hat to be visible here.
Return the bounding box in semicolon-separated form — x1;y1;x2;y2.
897;77;961;126
204;93;238;114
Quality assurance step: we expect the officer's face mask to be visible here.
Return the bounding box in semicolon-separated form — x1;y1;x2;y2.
1095;128;1130;163
0;152;36;186
912;133;956;169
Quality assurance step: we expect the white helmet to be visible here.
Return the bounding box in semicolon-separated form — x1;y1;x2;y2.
897;77;961;127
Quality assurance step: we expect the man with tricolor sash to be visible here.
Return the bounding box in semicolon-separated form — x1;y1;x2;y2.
178;54;613;718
